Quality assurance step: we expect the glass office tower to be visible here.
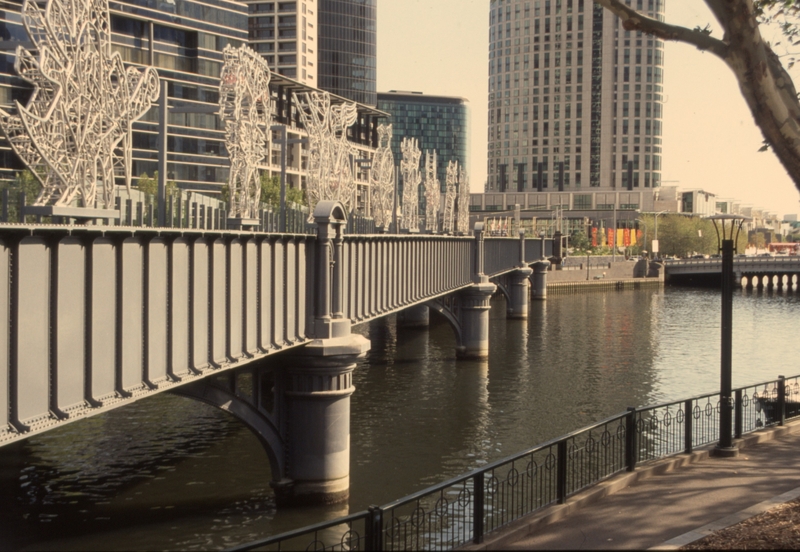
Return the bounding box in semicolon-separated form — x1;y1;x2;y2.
318;0;377;106
377;91;470;192
487;0;665;197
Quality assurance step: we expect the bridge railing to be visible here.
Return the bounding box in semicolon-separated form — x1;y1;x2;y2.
228;373;800;551
483;237;521;277
0;189;378;235
0;226;315;446
341;235;474;325
522;237;549;264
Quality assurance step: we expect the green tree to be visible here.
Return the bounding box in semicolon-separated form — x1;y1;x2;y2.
259;173;306;209
0;169;43;221
570;230;591;252
595;0;800;193
135;171;177;201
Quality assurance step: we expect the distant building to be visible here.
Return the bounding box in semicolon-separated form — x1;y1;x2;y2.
376;91;470;193
318;0;377;106
486;0;665;202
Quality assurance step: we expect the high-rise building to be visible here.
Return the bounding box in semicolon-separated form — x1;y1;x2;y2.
318;0;377;106
245;0;318;85
486;0;665;206
377;91;469;191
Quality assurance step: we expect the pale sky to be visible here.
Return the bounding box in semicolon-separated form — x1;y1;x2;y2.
377;0;800;219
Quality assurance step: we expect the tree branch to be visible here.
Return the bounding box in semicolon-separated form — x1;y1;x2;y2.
593;0;729;59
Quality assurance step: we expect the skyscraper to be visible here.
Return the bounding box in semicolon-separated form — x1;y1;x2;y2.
318;0;377;106
245;0;318;85
487;0;664;203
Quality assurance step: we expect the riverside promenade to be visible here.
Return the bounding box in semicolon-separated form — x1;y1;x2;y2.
464;420;800;550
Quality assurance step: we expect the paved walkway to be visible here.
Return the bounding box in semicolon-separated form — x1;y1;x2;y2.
464;421;800;550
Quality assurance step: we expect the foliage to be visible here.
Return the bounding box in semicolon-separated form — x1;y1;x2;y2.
0;169;43;221
135;172;178;201
640;214;749;257
259;173;306;209
570;230;592;252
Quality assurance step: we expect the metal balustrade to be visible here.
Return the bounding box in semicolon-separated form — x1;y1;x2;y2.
230;373;800;552
0;226;315;445
483;237;521;277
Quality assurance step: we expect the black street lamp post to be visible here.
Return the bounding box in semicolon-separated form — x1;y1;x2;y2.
708;214;750;456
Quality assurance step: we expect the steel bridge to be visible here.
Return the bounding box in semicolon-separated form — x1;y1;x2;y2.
664;257;800;289
0;201;552;505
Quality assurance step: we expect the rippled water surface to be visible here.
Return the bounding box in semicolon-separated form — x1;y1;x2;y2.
2;286;798;550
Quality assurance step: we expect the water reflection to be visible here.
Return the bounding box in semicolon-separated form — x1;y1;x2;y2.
2;287;799;550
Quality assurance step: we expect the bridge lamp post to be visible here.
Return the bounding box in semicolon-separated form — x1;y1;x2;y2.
708;214;750;457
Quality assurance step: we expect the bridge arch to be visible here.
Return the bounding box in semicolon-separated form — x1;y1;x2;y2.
172;372;285;482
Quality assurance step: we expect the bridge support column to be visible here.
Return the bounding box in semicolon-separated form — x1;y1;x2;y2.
276;334;370;507
456;282;497;359
507;267;533;319
398;304;429;328
530;260;550;300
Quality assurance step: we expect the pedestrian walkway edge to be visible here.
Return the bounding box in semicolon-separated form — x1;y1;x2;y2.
461;420;800;551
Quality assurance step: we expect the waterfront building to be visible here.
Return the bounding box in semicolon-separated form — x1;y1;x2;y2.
486;0;665;211
317;0;377;106
244;0;318;85
376;90;469;194
0;0;385;210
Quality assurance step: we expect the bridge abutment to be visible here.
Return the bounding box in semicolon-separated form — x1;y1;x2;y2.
507;267;533;319
276;333;370;506
456;282;497;359
531;261;550;300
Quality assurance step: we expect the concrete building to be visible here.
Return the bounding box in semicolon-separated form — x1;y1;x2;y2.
376;91;470;193
245;0;319;85
486;0;665;207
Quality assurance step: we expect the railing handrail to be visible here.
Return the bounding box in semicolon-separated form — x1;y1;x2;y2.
233;372;800;551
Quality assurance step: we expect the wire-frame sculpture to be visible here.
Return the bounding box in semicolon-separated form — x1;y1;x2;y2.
423;150;440;233
293;90;357;219
0;0;160;210
442;160;458;234
370;123;394;229
219;44;272;220
456;165;470;234
400;137;421;232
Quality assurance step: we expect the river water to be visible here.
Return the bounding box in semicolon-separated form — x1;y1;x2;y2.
2;286;799;550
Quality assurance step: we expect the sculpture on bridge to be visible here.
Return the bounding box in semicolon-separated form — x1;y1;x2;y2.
456;165;470;234
0;0;160;210
370;124;395;229
218;44;273;220
400;137;421;231
423;150;440;233
442;160;458;234
293;91;358;219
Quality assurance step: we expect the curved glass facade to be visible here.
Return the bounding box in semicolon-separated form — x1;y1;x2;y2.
318;0;377;106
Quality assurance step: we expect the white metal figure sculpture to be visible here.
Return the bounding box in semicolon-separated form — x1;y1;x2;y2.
370;124;394;229
0;0;160;209
423;150;440;233
456;165;470;234
400;137;421;232
442;160;458;234
219;44;272;220
293;91;357;218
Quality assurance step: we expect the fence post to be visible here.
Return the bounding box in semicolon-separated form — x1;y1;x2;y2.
625;407;637;471
367;505;383;551
557;440;568;504
1;188;7;222
682;399;693;453
473;472;485;544
735;389;743;438
778;375;786;427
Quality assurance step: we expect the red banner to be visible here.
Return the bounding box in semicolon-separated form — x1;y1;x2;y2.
623;228;631;246
607;228;614;248
591;227;598;247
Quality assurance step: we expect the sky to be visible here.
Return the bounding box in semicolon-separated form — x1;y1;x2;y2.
376;0;800;219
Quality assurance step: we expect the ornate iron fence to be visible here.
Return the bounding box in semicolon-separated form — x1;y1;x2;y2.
228;374;800;551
